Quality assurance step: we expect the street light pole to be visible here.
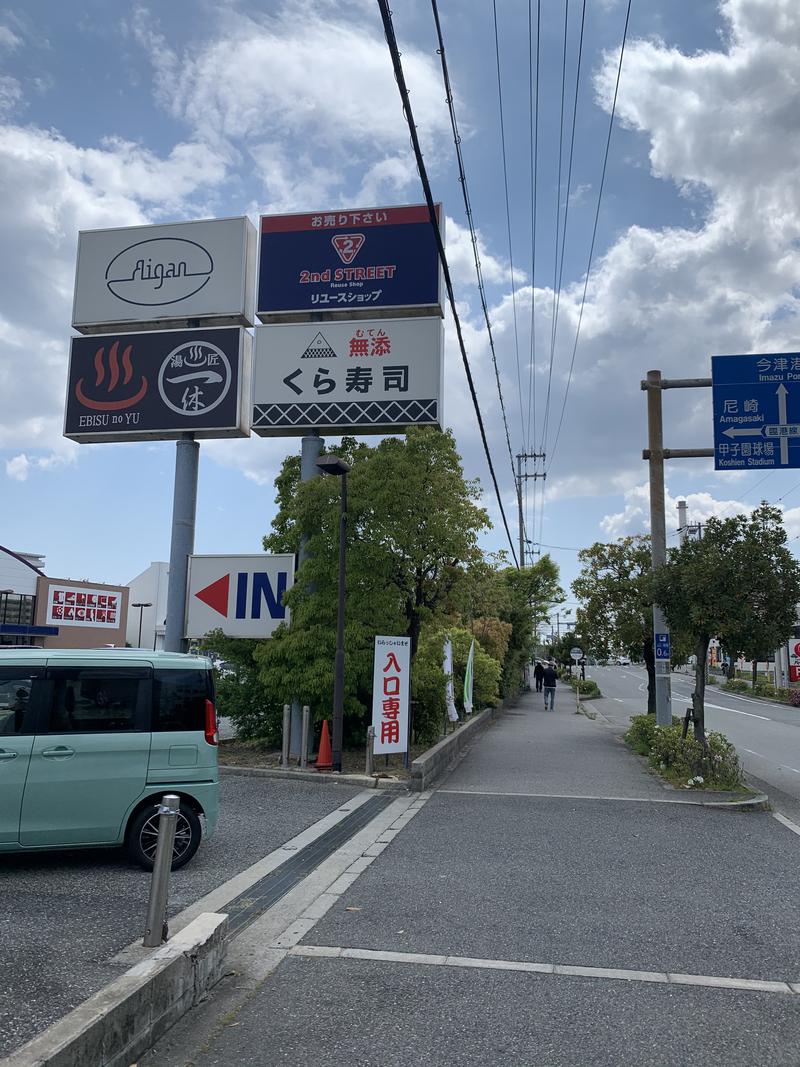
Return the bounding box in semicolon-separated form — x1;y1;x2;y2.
132;601;152;648
316;454;352;774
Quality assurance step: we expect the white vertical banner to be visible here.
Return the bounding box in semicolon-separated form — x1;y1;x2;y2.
372;635;411;755
464;639;475;715
444;637;459;722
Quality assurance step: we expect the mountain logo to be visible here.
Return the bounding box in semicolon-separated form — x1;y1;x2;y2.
300;332;338;359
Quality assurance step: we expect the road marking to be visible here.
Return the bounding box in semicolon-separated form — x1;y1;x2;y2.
437;788;720;806
290;945;795;996
773;812;800;838
613;698;625;703
670;695;770;721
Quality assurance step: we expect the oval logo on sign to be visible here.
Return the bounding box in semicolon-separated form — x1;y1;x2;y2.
105;237;214;307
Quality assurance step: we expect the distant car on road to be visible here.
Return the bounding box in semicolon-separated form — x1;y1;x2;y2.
615;655;632;666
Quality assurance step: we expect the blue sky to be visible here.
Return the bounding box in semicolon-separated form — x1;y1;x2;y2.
2;0;800;621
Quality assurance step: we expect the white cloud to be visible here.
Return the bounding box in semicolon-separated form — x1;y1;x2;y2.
0;75;21;117
5;454;29;481
599;483;757;540
0;25;22;50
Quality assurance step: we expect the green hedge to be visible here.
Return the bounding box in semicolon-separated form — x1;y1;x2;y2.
624;714;743;790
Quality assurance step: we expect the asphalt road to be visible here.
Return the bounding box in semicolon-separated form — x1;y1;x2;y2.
589;665;800;809
0;774;360;1058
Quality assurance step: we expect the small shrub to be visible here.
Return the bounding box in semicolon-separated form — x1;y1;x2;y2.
648;724;743;790
624;714;659;755
774;687;790;702
790;689;800;708
566;676;601;697
753;682;776;699
724;678;750;694
706;675;718;686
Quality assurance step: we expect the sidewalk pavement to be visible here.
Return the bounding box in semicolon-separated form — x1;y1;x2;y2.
144;685;800;1067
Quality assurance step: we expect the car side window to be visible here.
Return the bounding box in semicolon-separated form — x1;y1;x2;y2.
44;668;148;733
0;668;42;736
153;669;211;732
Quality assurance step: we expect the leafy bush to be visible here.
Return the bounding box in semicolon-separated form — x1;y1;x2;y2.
790;689;800;708
649;724;743;790
624;713;681;756
566;676;601;698
724;678;750;693
753;681;776;699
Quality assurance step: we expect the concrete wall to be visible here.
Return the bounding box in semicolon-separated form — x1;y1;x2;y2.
0;546;42;596
34;576;129;649
125;562;169;650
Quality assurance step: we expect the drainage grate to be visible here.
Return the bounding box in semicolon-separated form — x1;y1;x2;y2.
223;794;396;938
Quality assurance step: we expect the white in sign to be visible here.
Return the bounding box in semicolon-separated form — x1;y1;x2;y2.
570;646;583;662
371;635;411;755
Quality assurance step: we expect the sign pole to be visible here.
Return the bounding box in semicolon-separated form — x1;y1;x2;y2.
164;434;199;653
289;432;323;757
644;371;672;725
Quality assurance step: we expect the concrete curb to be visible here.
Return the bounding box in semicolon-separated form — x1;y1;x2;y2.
2;913;228;1067
219;764;407;790
409;702;506;792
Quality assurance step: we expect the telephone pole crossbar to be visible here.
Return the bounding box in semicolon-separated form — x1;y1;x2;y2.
516;452;546;565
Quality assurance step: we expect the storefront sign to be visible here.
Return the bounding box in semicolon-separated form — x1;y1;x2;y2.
257;204;442;320
251;317;442;435
186;554;295;639
72;217;256;332
371;636;411;755
46;585;123;628
63;327;251;442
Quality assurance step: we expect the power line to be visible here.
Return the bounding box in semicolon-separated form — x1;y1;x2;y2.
546;0;633;472
492;0;526;446
526;0;541;454
377;0;519;567
429;0;517;491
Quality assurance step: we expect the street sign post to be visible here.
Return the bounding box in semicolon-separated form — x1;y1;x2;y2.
570;646;583;662
712;353;800;470
371;636;411;756
655;632;671;660
570;646;583;713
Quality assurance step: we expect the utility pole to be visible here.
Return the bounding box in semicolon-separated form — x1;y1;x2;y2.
516;451;546;565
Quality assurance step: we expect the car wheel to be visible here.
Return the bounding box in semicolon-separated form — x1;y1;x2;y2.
126;801;202;871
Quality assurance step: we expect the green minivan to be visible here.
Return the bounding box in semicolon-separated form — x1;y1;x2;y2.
0;648;219;869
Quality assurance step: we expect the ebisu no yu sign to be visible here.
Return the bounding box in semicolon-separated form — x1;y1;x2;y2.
251;317;442;435
72;216;256;333
63;327;251;442
256;204;443;321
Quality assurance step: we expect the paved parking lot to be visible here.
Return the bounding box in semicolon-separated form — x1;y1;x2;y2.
0;774;360;1057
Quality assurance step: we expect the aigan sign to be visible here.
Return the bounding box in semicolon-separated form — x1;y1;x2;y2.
371;636;411;755
72;217;256;333
185;554;295;639
256;204;443;321
251;317;443;436
63;327;251;442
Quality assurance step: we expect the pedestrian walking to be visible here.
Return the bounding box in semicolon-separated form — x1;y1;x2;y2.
533;661;544;693
542;661;558;711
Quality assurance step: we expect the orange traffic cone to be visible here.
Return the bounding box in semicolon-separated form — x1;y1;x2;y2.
316;719;333;771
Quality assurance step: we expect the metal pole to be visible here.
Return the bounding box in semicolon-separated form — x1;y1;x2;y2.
143;794;179;948
137;606;144;647
677;500;688;545
332;473;347;772
281;704;291;768
290;433;324;757
164;436;199;653
300;705;310;770
646;370;672;726
517;454;524;567
365;725;375;777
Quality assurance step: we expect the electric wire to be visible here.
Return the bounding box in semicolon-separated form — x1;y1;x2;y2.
429;0;517;490
492;0;526;447
545;0;634;477
377;0;520;566
526;0;541;454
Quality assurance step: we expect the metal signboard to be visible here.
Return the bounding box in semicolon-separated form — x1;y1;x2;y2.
63;327;251;442
186;554;295;639
371;635;411;755
712;353;800;470
655;633;671;660
570;646;583;662
72;216;256;333
251;317;442;436
257;203;442;321
45;584;123;628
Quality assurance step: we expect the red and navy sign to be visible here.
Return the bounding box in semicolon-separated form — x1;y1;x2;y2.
186;554;295;639
257;204;443;321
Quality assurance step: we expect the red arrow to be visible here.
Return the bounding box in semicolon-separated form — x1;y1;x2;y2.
194;574;229;617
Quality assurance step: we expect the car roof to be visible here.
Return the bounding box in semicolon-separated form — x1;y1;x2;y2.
0;647;212;669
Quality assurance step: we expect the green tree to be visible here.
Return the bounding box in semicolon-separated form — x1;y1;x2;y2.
573;536;666;715
653;504;800;740
257;428;491;735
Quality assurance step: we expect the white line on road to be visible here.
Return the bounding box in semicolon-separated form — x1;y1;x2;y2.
671;695;770;721
437;788;739;806
740;748;800;773
290;945;796;996
773;812;800;838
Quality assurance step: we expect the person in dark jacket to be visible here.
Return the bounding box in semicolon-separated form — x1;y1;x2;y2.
542;662;558;711
533;661;544;693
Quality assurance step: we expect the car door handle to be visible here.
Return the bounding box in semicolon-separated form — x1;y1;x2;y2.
0;750;18;761
41;746;76;759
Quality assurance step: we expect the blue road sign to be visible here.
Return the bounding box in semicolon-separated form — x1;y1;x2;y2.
655;633;671;660
712;353;800;470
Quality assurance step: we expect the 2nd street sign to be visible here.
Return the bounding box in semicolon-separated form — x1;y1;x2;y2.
712;353;800;470
257;204;443;321
251;317;443;436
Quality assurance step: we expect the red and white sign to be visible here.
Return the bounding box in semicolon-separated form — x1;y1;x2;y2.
331;233;365;265
46;585;122;627
186;554;295;639
371;635;411;755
